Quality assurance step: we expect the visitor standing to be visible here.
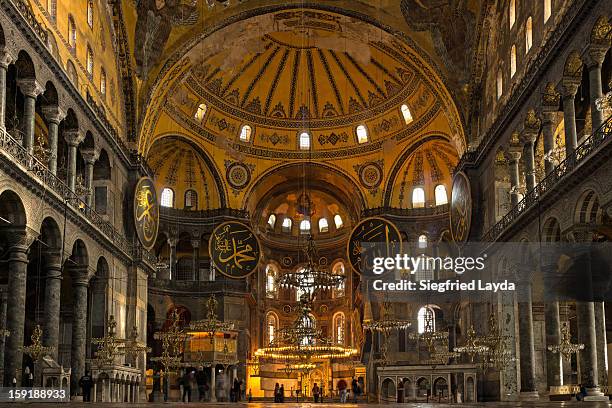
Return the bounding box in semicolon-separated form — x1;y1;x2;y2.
312;383;320;403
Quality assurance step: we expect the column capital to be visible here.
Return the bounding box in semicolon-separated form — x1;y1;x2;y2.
168;237;179;247
81;147;100;165
0;50;15;69
63;129;85;147
191;239;200;249
41;105;66;124
69;267;90;286
561;80;580;98
542;83;561;108
524;109;541;132
586;45;608;69
505;150;521;163
541;109;557;124
521;131;537;145
16;78;44;98
2;227;38;251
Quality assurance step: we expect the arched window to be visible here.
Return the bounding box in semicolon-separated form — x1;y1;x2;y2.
510;45;517;78
417;306;435;334
48;0;57;22
509;0;516;29
267;214;276;229
299;132;311;150
239;125;252;142
68;15;76;48
184;190;198;209
318;218;329;233
100;69;106;95
356;125;368;144
265;264;278;298
434;185;448;206
333;313;346;345
525;17;533;53
412;187;425;208
401;104;413;124
300;219;311;234
66;60;78;87
332;262;345;298
86;45;94;75
195;103;207;121
282;217;292;233
266;312;278;345
497;69;503;99
160;188;174;208
418;234;427;249
87;0;94;28
334;214;343;229
544;0;551;23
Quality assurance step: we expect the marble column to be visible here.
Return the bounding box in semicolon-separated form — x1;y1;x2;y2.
168;238;178;280
42;251;62;361
587;46;608;131
0;289;7;385
545;301;562;387
518;283;538;399
63;129;84;191
562;81;580;158
0;51;14;129
70;269;89;394
3;231;34;386
192;239;200;281
506;150;521;207
16;79;43;154
210;366;216;402
594;302;607;386
41;106;66;176
522;132;537;192
576;301;602;395
81;148;99;208
541;110;557;175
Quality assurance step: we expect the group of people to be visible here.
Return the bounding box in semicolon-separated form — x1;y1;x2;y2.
337;378;363;403
273;383;285;402
178;368;208;402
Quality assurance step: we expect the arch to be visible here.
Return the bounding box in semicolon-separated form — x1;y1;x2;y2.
465;377;475;402
266;311;278;345
412;187;425;208
299;219;311;234
332;261;345;297
299;131;311;150
401;104;413;124
356;124;368;144
434;184;448;206
70;239;89;268
40;216;62;251
318;217;329;232
417;305;436;333
239;125;252;142
100;69;106;95
334;214;344;229
66;60;78;88
15;51;36;79
82;131;95;150
433;377;448;399
68;15;77;48
510;45;517;77
497;69;503;99
281;217;292;233
544;0;552;22
416;377;430;398
87;0;94;28
564;51;583;79
267;213;276;229
43;81;59;107
86;44;94;75
332;312;346;344
48;0;57;22
265;263;278;298
184;189;198;210
0;189;27;226
542;217;561;242
160;187;174;208
381;378;396;401
509;0;516;28
93;149;111;180
525;17;533;53
574;189;602;224
418;234;427;249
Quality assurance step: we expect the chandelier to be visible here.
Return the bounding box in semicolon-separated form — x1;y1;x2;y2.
363;301;411;336
152;309;190;374
189;295;235;343
409;310;448;352
22;324;55;361
453;325;489;363
426;339;460;365
547;322;584;359
120;326;152;359
91;315;125;366
479;313;515;370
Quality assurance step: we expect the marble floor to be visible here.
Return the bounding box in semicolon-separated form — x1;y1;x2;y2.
4;403;612;407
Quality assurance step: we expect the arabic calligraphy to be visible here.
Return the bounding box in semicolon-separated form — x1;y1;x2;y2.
450;172;472;243
347;217;402;276
210;222;260;278
134;178;159;250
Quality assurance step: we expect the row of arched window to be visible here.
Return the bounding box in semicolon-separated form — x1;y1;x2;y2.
499;0;554;99
412;185;448;208
193;103;414;148
265;262;345;299
267;213;344;233
266;311;346;346
160;188;198;209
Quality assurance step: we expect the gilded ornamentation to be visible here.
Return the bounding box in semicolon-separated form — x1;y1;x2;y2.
260;132;289;146
354;160;384;191
542;83;560;106
373;116;401;135
564;52;582;78
591;16;611;44
134;177;159;251
225;161;253;191
347;217;402;276
318;132;348;146
209;221;260;279
524;109;541;130
450;172;472;243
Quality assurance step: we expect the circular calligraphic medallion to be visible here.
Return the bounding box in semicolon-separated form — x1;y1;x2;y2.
133;177;159;250
359;162;383;189
450;171;472;243
226;162;251;190
347;217;402;276
209;221;260;279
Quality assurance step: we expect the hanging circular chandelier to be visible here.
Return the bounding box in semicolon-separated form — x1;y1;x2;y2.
363;301;411;335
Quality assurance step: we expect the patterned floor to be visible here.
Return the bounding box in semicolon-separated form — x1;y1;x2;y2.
5;402;612;407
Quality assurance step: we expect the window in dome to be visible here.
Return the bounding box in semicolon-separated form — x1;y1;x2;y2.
509;0;516;29
525;17;533;53
267;312;278;345
332;262;345;298
510;45;517;78
412;187;425;208
334;312;345;345
356;125;368;144
418;234;427;249
334;214;343;229
86;45;94;75
544;0;551;23
240;125;252;142
267;214;276;229
68;15;76;48
195;104;207;121
48;0;57;22
435;185;448;206
318;218;329;233
184;189;198;209
300;219;311;234
418;306;436;333
266;265;278;298
299;132;311;150
497;69;503;99
282;217;292;233
87;0;94;28
100;69;106;95
401;104;413;124
160;188;174;208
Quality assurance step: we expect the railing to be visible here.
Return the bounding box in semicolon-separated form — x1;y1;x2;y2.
482;116;612;242
148;278;248;293
159;207;249;220
0;127;157;263
363;204;449;218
